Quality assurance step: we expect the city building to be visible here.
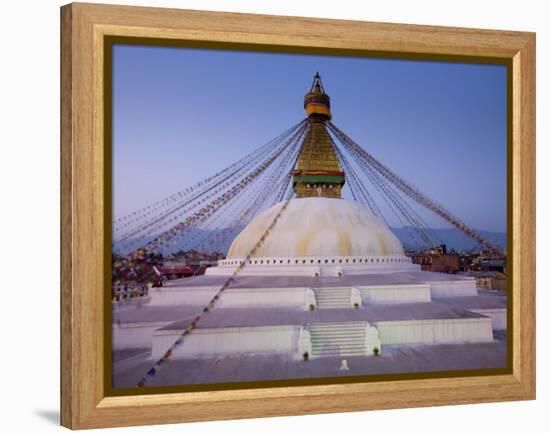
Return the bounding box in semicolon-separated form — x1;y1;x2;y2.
411;250;461;273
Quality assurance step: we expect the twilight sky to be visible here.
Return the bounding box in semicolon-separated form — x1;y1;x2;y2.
112;44;507;232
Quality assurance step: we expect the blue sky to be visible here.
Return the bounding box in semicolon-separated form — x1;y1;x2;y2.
112;45;507;232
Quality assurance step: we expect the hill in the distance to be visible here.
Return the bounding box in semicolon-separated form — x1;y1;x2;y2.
391;226;506;252
115;225;506;256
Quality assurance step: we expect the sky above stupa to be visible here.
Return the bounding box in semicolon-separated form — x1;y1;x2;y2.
112;44;507;233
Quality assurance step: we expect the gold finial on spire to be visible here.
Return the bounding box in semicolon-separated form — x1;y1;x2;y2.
304;72;332;119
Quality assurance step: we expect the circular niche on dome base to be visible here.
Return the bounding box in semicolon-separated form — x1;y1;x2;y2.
206;254;420;277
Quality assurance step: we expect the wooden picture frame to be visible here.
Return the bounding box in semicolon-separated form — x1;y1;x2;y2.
60;2;535;429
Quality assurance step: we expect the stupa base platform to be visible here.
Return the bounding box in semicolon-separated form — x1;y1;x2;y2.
111;272;506;387
112;331;507;388
148;271;479;301
114;298;500;357
148;303;493;360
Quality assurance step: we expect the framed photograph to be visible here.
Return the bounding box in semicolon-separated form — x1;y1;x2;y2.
60;3;535;429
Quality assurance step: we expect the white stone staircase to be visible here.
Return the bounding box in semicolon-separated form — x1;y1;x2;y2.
314;287;353;309
308;322;368;358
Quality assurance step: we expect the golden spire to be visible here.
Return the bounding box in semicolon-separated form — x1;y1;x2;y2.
293;73;345;199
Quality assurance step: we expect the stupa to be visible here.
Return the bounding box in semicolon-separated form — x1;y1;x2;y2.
112;74;507;387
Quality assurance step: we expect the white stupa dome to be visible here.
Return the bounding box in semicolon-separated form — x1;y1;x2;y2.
227;197;404;258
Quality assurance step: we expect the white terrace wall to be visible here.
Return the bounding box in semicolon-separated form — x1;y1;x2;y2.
147;286;220;306
150;316;494;360
148;286;312;309
113;321;170;350
215;287;311;309
429;279;478;297
470;309;507;330
357;284;431;304
152;325;301;359
374;317;493;345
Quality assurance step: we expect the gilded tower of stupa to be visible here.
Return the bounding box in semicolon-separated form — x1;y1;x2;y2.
292;73;345;199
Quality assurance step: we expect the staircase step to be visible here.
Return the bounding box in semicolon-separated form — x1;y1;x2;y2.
312;345;366;350
310;321;366;325
309;324;366;329
317;302;351;305
316;299;350;302
314;287;353;311
315;291;351;294
312;347;365;351
312;350;367;355
310;330;365;336
315;290;351;296
311;335;365;341
315;288;351;291
311;341;365;349
313;343;365;346
311;337;365;343
312;342;365;347
317;296;351;304
313;340;365;345
316;291;351;296
317;299;350;302
316;303;350;306
316;290;350;293
317;300;350;304
308;321;368;358
316;292;350;295
316;305;351;308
